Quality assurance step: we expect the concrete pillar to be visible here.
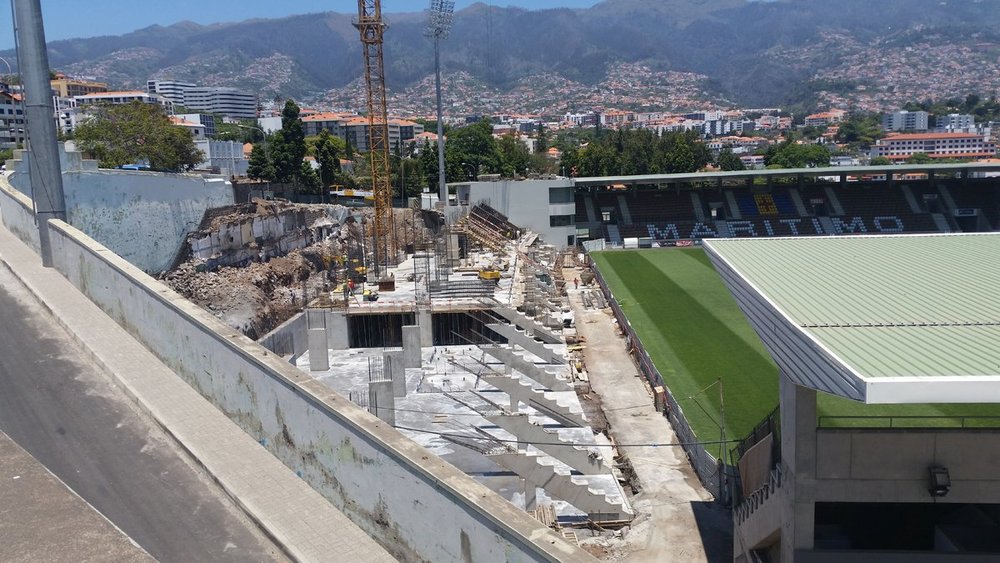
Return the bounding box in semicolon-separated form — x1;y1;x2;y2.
384;351;407;398
417;309;433;347
325;311;350;350
524;480;537;511
307;328;329;371
368;378;395;426
402;325;421;368
779;372;817;563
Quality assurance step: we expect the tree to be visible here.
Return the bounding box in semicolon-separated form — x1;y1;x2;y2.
445;118;499;177
267;100;308;186
718;148;745;171
74;101;202;171
495;134;532;178
312;130;341;187
765;141;830;168
869;156;892;166
535;123;548;154
247;143;273;180
298;161;321;193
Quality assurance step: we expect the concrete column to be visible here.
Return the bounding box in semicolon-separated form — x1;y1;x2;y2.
417;309;433;347
779;372;817;562
325;311;350;350
307;328;329;371
402;325;421;368
368;378;395;426
524;480;537;511
384;351;407;398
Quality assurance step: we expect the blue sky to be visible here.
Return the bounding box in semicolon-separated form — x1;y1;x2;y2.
1;1;600;49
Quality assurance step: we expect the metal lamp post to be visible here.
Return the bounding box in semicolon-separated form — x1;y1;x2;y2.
425;0;454;206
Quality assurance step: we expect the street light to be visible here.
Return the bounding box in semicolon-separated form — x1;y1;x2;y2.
425;0;454;206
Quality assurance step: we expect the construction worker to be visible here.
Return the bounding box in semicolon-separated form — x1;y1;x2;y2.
574;277;579;289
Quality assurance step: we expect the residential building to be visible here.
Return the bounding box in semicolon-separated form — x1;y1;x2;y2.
302;112;350;138
803;109;847;128
871;132;997;161
74;91;174;112
882;110;929;132
146;80;195;106
342;117;423;154
50;74;107;98
170;116;207;140
183;87;257;119
936;113;976;133
0;85;25;148
175;113;217;137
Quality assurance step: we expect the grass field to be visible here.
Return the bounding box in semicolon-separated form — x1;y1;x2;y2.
591;248;1000;446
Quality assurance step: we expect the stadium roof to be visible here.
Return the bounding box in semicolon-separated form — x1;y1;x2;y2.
703;233;1000;404
572;162;1000;187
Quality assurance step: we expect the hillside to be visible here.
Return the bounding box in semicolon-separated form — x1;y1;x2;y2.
4;0;1000;111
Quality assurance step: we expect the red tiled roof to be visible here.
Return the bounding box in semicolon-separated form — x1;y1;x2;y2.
883;132;988;141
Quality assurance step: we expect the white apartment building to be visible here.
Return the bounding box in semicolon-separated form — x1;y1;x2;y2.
74;91;174;112
146;80;195;105
183;87;257;119
936;113;976;133
871;132;997;161
882;110;929;132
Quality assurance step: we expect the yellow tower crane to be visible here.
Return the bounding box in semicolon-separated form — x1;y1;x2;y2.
355;0;394;278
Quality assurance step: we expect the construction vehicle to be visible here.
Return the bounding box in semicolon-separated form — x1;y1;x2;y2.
478;269;501;282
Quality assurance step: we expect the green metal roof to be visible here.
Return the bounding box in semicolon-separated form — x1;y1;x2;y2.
704;233;1000;403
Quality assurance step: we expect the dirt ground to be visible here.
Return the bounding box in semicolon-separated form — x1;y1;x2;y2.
564;266;733;562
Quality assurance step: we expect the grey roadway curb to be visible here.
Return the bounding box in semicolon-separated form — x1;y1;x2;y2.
0;233;396;563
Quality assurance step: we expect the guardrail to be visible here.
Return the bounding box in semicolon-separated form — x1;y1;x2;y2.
589;255;727;502
818;415;1000;429
733;464;783;525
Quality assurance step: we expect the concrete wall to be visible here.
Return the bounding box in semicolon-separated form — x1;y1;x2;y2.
257;311;308;360
0;177;39;253
813;428;1000;504
454;179;577;249
9;144;233;273
0;181;589;562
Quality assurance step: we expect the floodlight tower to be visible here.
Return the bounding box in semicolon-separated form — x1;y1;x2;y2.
355;0;393;277
425;0;454;205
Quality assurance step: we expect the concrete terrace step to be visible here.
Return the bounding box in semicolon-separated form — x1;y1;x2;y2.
488;450;632;522
487;414;609;475
491;305;564;345
486;323;564;364
481;346;572;392
482;374;586;428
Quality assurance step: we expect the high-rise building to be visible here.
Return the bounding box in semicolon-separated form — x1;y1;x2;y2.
183;87;257;120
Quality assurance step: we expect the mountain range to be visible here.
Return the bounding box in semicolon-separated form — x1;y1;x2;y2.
4;0;1000;112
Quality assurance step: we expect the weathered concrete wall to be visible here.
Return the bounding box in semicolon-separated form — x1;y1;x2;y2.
32;216;589;562
0;180;40;253
9;145;233;273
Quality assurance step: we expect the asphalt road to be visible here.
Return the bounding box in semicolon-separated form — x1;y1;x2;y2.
0;267;285;563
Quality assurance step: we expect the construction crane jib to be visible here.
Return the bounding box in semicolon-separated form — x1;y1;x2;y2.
355;0;393;277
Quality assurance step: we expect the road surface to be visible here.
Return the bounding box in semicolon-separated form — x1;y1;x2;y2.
0;266;285;562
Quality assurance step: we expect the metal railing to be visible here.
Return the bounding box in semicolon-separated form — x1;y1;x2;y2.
734;464;783;525
818;415;1000;429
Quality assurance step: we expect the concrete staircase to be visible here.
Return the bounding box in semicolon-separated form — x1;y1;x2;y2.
616;194;633;224
481;347;572;392
488;450;632;521
482;374;586;427
584;195;597;223
491;305;563;345
733;465;784;557
486;323;564;364
487;414;609;475
606;223;622;246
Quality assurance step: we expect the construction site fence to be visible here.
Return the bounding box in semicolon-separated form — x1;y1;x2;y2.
589;254;731;504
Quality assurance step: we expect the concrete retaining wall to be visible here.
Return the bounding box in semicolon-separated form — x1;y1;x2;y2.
0;179;40;253
1;182;589;562
257;311;308;360
9;145;233;273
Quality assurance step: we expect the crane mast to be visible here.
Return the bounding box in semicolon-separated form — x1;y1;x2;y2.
355;0;393;277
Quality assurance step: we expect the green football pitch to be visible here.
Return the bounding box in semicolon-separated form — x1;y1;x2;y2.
591;248;1000;445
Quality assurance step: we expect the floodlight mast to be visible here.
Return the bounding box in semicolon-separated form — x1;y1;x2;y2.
425;0;454;206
